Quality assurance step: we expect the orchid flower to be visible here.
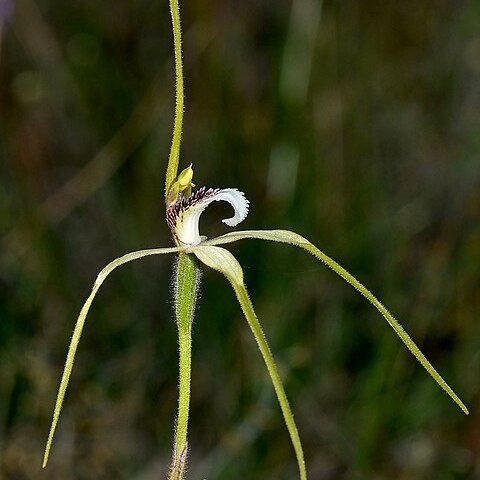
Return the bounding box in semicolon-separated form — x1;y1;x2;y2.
43;1;468;479
43;167;468;477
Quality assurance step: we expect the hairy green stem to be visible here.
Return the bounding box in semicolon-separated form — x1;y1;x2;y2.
171;253;200;477
165;0;185;197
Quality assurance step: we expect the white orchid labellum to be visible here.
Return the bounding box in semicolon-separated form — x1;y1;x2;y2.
167;186;249;246
166;165;249;247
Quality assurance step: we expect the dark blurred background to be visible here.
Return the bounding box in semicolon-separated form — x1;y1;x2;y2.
0;0;479;478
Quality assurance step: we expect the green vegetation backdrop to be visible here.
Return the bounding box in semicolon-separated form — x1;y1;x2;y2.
0;0;479;478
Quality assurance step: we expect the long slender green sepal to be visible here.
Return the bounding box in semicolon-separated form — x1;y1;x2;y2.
193;245;307;480
165;0;185;197
168;253;200;480
43;246;182;468
204;230;469;415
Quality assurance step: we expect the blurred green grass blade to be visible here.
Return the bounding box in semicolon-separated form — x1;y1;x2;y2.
204;230;469;415
43;246;181;468
193;245;307;480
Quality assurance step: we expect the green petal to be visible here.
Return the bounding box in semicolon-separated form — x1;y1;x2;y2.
43;246;182;468
193;245;307;480
203;230;469;415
